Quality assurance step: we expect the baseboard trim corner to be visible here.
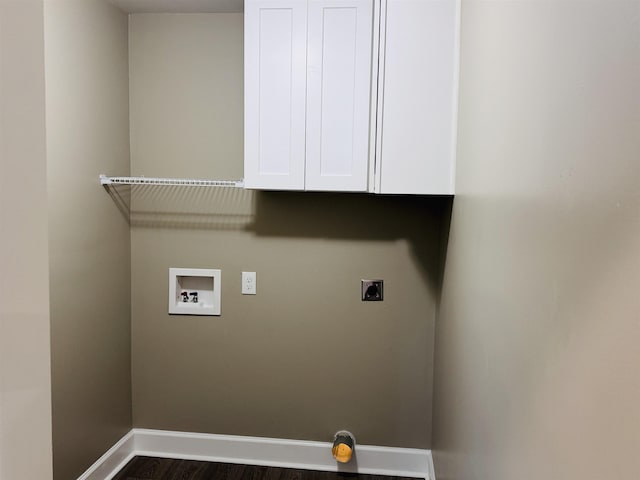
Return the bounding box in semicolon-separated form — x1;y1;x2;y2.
77;429;434;480
76;430;136;480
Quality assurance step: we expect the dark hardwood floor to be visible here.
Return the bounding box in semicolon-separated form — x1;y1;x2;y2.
112;456;421;480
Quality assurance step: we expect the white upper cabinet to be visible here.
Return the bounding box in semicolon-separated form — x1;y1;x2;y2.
244;0;308;190
374;0;459;195
244;0;460;195
244;0;374;192
305;0;373;191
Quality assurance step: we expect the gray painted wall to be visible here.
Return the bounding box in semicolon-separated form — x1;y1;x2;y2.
0;1;53;479
45;1;132;478
129;13;445;448
432;1;640;479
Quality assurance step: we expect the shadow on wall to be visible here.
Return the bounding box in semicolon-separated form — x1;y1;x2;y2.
103;183;453;296
251;191;453;296
103;183;256;230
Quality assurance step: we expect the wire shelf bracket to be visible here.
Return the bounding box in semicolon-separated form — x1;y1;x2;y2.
100;174;245;188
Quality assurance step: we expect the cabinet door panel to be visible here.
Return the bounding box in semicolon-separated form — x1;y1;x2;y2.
379;0;459;194
306;0;373;192
244;0;307;190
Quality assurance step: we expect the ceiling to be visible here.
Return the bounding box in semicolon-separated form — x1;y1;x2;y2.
109;0;244;13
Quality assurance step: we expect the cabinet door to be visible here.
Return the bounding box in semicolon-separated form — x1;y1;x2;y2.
305;0;374;192
244;0;308;190
377;0;459;194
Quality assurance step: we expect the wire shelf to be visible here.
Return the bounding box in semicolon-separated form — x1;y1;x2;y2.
100;175;244;188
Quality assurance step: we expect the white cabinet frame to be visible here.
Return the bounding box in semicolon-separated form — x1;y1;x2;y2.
373;0;460;195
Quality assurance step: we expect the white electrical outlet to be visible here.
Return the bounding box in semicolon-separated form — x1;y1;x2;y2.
242;271;256;295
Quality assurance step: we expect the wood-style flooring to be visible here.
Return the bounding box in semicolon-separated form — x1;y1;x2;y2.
112;456;421;480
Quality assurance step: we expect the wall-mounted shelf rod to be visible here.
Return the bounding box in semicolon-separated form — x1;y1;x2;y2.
100;175;244;188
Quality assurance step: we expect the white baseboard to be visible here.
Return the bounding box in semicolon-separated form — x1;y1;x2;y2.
77;429;435;480
76;430;136;480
